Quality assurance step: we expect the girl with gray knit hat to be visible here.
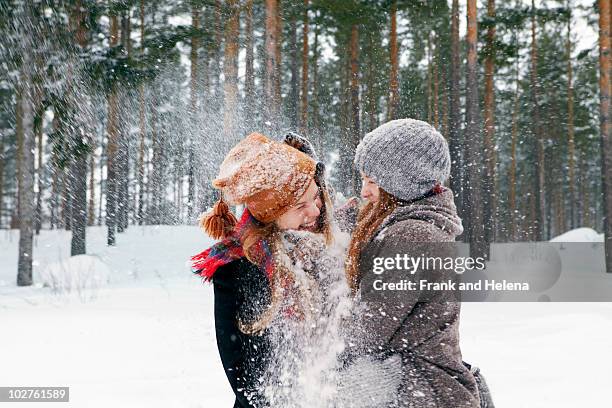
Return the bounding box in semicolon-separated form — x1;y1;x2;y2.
343;119;491;408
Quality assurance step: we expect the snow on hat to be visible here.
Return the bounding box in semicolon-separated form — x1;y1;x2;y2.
354;119;451;202
202;133;317;238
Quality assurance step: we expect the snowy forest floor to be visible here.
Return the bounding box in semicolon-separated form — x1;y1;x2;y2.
0;226;611;407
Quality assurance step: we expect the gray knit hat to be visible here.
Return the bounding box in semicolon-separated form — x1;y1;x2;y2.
354;118;451;202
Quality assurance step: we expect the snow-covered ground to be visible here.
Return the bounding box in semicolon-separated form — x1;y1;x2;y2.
1;226;611;407
550;227;604;243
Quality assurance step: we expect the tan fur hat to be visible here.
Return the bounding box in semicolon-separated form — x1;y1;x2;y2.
209;132;317;227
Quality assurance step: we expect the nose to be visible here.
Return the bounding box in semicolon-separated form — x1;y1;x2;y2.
361;184;370;200
305;202;320;218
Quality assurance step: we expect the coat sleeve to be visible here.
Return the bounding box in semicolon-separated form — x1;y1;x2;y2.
357;221;459;353
213;261;269;408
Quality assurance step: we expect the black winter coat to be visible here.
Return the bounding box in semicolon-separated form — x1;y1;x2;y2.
213;258;271;408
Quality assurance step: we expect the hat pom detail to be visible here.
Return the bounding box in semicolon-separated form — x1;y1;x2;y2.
199;197;238;240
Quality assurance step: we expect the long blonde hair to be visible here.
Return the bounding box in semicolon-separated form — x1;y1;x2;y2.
345;189;399;294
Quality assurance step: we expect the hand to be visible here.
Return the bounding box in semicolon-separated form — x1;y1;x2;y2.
335;354;402;408
281;230;327;273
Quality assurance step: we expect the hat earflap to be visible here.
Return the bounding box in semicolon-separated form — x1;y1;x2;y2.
199;195;238;240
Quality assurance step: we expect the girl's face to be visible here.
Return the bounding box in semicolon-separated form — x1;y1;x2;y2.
276;180;322;232
360;172;380;203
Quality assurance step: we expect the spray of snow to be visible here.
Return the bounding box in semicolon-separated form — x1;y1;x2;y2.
254;229;354;407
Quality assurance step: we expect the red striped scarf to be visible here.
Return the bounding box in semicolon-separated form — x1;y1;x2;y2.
191;209;274;282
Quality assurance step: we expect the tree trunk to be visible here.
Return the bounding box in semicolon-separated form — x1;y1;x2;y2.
138;0;146;225
265;0;280;124
70;145;88;256
106;15;119;245
212;0;222;98
275;1;283;118
88;152;95;226
441;68;449;138
366;29;378;133
289;12;299;129
31;47;44;234
245;0;255;120
13;81;23;230
483;0;496;244
338;42;351;194
17;62;35;286
98;131;105;226
432;44;440;130
567;2;576;229
349;23;361;194
35;111;43;235
433;41;440;129
599;0;612;272
117;12;131;233
311;17;320;141
580;149;590;227
388;0;399;121
530;0;545;241
427;33;433;123
555;188;563;237
299;0;309;134
224;0;240;140
464;0;485;259
49;113;59;229
188;5;199;221
544;143;553;240
150;91;162;225
63;168;71;231
509;50;520;241
70;0;90;255
449;0;462;215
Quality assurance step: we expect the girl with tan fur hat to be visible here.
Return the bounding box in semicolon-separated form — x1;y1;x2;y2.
191;132;336;408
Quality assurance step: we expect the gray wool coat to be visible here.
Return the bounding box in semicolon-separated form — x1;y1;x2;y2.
356;189;480;408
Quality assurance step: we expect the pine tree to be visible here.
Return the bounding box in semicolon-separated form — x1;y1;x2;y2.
17;5;35;286
509;29;521;241
265;0;281;125
137;0;146;225
288;4;299;129
449;0;462;216
299;0;309;134
483;0;496;247
223;0;240;140
106;14;119;245
388;0;399;121
116;10;131;234
464;0;485;258
349;22;360;192
187;3;200;221
599;0;612;272
567;0;576;229
245;0;256;120
69;0;90;256
530;0;545;241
